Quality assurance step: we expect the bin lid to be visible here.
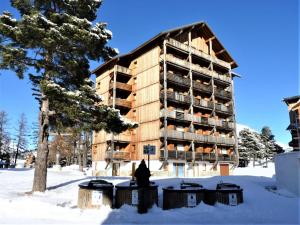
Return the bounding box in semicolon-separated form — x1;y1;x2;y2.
79;179;113;190
216;183;241;190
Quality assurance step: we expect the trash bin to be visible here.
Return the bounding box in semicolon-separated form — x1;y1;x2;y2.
163;182;204;210
216;183;243;206
77;179;113;209
115;181;158;209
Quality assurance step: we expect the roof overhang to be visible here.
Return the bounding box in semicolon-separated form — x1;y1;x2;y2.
92;21;238;75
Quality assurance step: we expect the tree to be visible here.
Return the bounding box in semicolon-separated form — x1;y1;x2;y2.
14;113;28;166
260;126;278;167
0;0;136;192
29;121;39;152
0;111;11;164
238;129;263;167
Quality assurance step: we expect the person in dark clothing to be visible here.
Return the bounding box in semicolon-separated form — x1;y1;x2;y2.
134;159;151;187
134;159;151;214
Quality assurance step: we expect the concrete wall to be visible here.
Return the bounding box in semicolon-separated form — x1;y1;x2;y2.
275;151;300;196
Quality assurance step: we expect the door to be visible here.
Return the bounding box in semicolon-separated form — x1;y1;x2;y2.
173;163;185;177
220;163;229;176
112;163;120;176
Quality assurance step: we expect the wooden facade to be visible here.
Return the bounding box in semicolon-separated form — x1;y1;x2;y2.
283;96;300;151
92;22;239;176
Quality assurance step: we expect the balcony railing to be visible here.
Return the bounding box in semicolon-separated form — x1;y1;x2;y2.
214;88;231;99
194;98;214;109
195;152;216;161
218;154;234;161
105;151;131;161
109;82;132;92
160;73;190;87
165;54;231;84
215;103;233;114
161;129;235;146
108;98;131;108
107;132;132;142
193;82;213;93
167;38;231;69
160;150;193;161
116;65;131;75
161;91;191;104
215;120;234;130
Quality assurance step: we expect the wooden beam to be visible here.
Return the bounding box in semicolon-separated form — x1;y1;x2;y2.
215;49;226;55
205;36;216;43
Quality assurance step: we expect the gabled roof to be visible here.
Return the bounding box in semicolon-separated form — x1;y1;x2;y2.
283;95;300;105
92;21;238;75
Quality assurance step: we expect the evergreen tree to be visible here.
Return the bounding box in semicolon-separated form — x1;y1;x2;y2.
238;129;263;166
0;0;136;192
260;126;278;167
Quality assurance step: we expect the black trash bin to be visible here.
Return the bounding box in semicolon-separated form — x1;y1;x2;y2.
163;182;204;210
77;179;114;209
216;183;243;206
115;181;158;209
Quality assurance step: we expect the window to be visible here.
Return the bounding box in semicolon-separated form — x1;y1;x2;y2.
177;144;184;151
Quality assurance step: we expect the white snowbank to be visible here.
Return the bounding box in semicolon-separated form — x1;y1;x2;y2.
0;164;299;224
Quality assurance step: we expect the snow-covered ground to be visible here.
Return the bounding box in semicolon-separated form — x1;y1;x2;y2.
0;163;299;225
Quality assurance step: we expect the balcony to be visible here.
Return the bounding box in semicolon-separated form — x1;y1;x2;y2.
193;82;213;93
215;103;233;114
166;38;231;69
160;129;235;146
109;82;132;92
107;132;132;142
215;120;234;130
193;98;214;110
160;73;190;88
108;98;131;109
195;152;216;161
116;65;131;76
213;73;231;84
161;91;191;104
105;151;131;161
214;88;231;99
160;150;193;161
218;154;234;162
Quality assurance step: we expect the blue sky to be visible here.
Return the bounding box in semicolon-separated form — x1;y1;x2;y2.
0;0;298;147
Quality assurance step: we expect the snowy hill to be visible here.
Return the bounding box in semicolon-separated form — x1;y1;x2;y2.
0;165;299;225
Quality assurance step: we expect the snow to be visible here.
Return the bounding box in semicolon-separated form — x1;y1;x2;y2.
0;163;299;225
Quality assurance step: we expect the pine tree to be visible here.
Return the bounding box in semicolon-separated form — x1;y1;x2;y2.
260;126;277;167
0;0;137;192
238;129;262;167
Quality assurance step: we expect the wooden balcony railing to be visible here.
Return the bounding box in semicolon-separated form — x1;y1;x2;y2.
167;38;231;69
116;65;131;75
108;98;131;108
109;82;132;92
105;151;131;161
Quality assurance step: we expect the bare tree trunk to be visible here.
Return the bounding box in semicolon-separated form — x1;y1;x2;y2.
82;132;89;168
32;95;49;192
78;134;83;172
14;142;20;166
253;153;256;168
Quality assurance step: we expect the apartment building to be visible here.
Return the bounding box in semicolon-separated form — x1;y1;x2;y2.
92;22;240;177
283;96;300;151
